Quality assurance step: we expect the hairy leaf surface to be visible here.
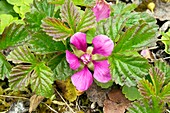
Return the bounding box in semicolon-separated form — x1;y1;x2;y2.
0;23;30;50
60;0;80;32
41;17;72;41
109;53;149;87
0;53;12;80
29;32;65;54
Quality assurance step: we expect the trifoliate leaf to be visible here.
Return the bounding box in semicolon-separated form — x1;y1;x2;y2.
0;53;12;80
60;0;80;32
0;23;30;50
155;60;170;84
76;8;96;32
114;22;158;53
7;46;37;64
29;32;66;54
9;64;33;90
122;85;142;101
41;17;72;41
161;29;170;54
109;53;150;87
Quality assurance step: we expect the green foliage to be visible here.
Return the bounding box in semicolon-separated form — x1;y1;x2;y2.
42;0;95;41
41;17;72;41
128;67;170;112
7;46;54;97
94;80;113;89
0;53;12;80
25;0;55;32
47;54;74;80
161;29;170;54
122;85;142;101
0;23;30;50
29;32;66;54
109;53;149;87
155;60;170;84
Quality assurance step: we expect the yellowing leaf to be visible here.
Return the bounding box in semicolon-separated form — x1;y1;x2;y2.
56;78;78;102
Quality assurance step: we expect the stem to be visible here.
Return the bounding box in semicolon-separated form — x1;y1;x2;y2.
55;89;75;113
0;95;29;100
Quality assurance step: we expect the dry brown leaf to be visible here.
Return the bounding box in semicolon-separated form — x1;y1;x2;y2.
103;88;130;113
86;83;110;107
153;1;170;21
29;95;44;113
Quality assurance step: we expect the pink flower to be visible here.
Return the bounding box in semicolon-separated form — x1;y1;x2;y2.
92;0;111;22
66;32;114;91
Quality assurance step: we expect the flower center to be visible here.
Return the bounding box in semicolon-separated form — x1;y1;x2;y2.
80;53;91;65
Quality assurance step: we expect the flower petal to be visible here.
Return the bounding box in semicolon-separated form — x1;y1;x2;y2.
92;35;114;56
70;32;87;52
92;0;111;22
93;60;111;83
66;50;80;70
71;67;93;91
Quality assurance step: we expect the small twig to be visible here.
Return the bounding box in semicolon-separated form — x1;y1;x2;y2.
0;95;29;100
41;102;59;113
55;89;75;113
163;57;170;60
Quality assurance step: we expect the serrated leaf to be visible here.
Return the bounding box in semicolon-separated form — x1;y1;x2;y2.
0;53;12;80
122;85;142;101
0;23;30;50
155;60;170;84
138;79;155;98
161;29;170;54
127;97;164;113
48;54;73;80
25;0;55;32
149;68;165;95
60;0;80;32
160;83;170;102
76;8;96;32
109;53;149;87
32;0;54;17
9;64;33;90
31;62;54;98
7;46;37;64
114;22;158;53
29;32;66;54
41;17;72;41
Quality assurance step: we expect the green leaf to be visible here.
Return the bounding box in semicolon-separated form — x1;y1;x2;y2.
7;46;37;64
0;53;12;80
48;54;74;80
113;22;158;53
122;85;142;101
29;32;66;54
127;97;164;113
60;0;80;32
25;0;55;32
109;53;149;87
0;0;16;15
76;8;96;32
155;60;170;84
94;80;113;89
31;62;54;98
86;28;96;44
41;17;72;41
138;79;155;98
160;83;170;102
0;23;30;50
161;29;170;54
9;64;33;90
149;68;165;95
